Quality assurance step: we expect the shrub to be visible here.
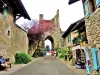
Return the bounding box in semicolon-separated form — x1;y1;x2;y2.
54;48;61;56
57;47;67;58
59;54;64;58
61;47;66;55
57;49;61;53
33;49;43;57
15;52;32;64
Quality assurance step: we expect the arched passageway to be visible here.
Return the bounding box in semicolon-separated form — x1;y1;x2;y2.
45;39;52;50
45;36;54;50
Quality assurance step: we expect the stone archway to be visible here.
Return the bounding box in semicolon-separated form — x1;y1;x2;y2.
45;36;54;49
30;10;62;56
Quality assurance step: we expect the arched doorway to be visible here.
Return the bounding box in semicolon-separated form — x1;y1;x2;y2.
45;36;54;50
45;39;52;51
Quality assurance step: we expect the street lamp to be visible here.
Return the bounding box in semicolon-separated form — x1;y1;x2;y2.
0;0;7;8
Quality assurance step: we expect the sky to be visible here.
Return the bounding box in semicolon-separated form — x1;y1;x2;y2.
16;0;84;31
45;39;52;50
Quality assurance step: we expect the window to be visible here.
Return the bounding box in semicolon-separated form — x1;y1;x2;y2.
68;35;70;43
69;34;71;42
84;0;90;16
96;0;100;7
7;30;10;36
68;34;71;43
68;36;69;43
6;25;11;38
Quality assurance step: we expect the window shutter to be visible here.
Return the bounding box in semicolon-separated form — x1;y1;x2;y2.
92;48;99;70
69;34;71;42
84;0;90;16
3;9;7;17
96;0;100;7
68;35;69;43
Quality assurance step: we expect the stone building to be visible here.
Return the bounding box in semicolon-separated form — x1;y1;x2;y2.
0;0;30;63
69;0;100;74
44;9;62;49
28;10;63;56
62;18;87;64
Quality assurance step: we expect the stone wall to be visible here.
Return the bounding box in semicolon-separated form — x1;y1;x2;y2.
11;25;28;54
31;9;62;54
52;10;62;48
0;12;28;63
43;9;62;48
0;14;11;57
85;8;100;45
85;8;100;75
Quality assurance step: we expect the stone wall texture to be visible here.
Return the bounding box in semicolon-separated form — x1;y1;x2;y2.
85;8;100;45
27;10;62;56
43;10;62;48
0;12;28;63
85;8;100;75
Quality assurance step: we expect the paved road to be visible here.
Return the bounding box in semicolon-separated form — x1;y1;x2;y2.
9;57;77;75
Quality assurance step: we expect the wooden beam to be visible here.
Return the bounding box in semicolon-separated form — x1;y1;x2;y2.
16;14;22;21
68;0;80;5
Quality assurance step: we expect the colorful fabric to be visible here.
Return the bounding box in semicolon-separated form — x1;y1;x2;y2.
0;57;5;64
44;52;47;56
51;50;54;55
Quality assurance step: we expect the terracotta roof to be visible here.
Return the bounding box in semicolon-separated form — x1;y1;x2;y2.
39;20;54;28
28;20;54;34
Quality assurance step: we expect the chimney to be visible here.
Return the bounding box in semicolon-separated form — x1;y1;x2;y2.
39;14;44;20
57;9;59;17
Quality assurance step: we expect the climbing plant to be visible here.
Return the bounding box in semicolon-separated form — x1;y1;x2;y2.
28;20;55;47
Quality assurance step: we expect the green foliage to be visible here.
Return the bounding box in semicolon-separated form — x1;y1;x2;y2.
15;52;32;64
59;54;64;58
55;48;61;53
61;47;67;55
73;37;81;44
57;47;67;58
33;49;43;57
73;32;86;44
44;48;47;51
